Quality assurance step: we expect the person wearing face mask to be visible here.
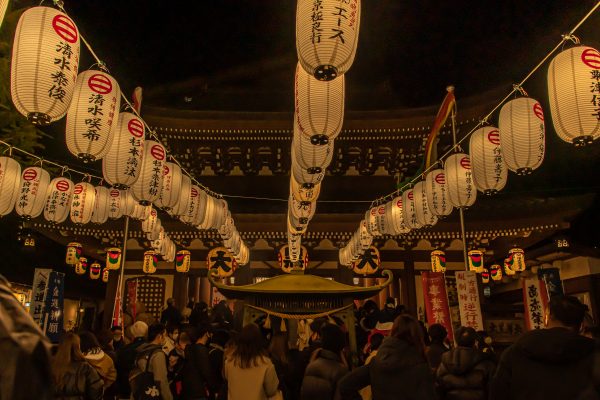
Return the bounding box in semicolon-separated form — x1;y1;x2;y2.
163;324;180;355
111;326;125;351
132;323;173;400
181;323;218;400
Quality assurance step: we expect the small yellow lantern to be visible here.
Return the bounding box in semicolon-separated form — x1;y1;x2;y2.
278;245;309;273
508;248;526;272
102;267;109;283
431;250;446;273
207;247;237;278
504;258;516;276
490;264;503;281
105;247;122;270
175;250;191;273
352;246;380;276
65;242;82;265
468;250;485;273
481;268;490;284
143;250;158;274
75;257;88;275
89;261;101;280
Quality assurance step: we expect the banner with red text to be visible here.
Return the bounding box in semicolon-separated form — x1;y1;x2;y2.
522;278;549;330
456;271;484;331
422;271;454;340
111;275;123;328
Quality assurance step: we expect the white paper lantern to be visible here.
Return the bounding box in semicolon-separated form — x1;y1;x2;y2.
0;157;22;216
66;70;121;162
11;6;80;125
172;174;192;217
296;0;361;81
389;196;411;234
290;176;321;202
131;203;151;221
102;112;145;188
180;185;201;225
470;126;508;195
70;182;96;224
402;189;422;229
498;97;545;175
294;63;344;145
107;189;123;219
289;196;316;225
43;177;73;223
15;166;51;218
142;208;158;233
413;181;437;227
548;46;600;146
425;169;453;217
91;186;110;224
156;162;182;210
445;153;477;208
0;0;9;28
131;140;166;205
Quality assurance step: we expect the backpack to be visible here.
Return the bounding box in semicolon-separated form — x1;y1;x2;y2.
129;348;161;400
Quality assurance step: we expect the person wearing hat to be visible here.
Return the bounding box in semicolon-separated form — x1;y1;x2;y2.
116;320;148;399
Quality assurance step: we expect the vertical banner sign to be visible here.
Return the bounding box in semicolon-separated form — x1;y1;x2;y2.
522;278;549;330
211;285;226;307
538;267;563;297
127;279;138;320
422;272;454;340
30;268;52;326
455;271;484;331
111;275;124;328
42;271;65;343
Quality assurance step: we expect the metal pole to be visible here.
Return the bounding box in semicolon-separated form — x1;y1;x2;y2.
116;216;130;330
450;108;469;271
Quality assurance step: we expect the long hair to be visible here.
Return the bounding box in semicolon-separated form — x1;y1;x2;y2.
51;333;86;390
228;323;268;369
268;333;289;366
391;314;426;359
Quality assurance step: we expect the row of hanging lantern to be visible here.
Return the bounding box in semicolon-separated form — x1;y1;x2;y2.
65;242;111;283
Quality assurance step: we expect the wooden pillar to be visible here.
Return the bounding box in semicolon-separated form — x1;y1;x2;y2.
402;260;417;317
377;277;387;308
172;274;188;311
102;268;120;329
193;277;201;303
200;277;211;305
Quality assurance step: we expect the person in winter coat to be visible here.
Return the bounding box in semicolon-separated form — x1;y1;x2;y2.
426;323;449;371
223;323;279;400
300;323;349;400
116;321;148;399
168;331;192;399
490;295;596;400
208;329;230;399
181;323;217;400
161;299;182;327
436;326;495;400
133;323;173;400
359;333;384;400
338;314;436;400
79;331;117;391
51;332;104;400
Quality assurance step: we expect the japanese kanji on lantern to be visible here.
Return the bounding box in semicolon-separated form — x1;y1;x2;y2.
469;126;508;195
15;166;51;219
102;112;145;188
352;246;380;275
91;186;110;224
89;261;101;280
105;247;121;270
107;189;123;219
444;153;477;208
413;181;438;227
425;169;453;217
507;247;526;272
11;7;80;125
175;250;191;273
467;250;485;273
364;206;381;236
180;185;202;225
490;264;502;281
102;267;109;283
278;244;309;273
289;196;316;226
207;247;237;278
0;157;22;216
66;70;121;162
389;196;411;234
401;189;422;229
431;250;446;273
498;97;545;175
548;45;600;146
131;140;166;205
291;176;321;202
294;62;344;144
296;0;361;81
171;175;192;218
141;208;158;233
65;242;82;265
75;256;88;275
44;177;74;223
70;181;96;224
142;250;158;274
156;162;182;211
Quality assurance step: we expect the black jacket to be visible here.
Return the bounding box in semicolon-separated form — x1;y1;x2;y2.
181;343;216;399
300;349;348;400
490;327;596;400
115;337;145;398
338;336;436;400
436;346;495;400
426;341;449;371
161;306;182;327
54;360;104;400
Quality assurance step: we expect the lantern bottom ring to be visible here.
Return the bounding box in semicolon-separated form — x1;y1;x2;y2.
27;112;51;126
112;183;129;190
515;167;533;176
572;135;594;147
307;167;322;175
310;134;330;146
77;153;97;163
313;64;339;81
138;200;151;206
483;189;499;196
301;183;315;190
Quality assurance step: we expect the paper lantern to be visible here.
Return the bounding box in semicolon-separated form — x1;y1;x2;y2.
363;206;381;236
425;169;453;217
102;112;145;188
107;189;123;219
294;63;344;144
44;177;73;223
91;186;110;224
105;247;121;270
101;268;109;283
175;250;191;273
131;140;166;205
66;70;121;161
141;208;158;233
389;196;411;234
15;166;51;219
504;259;516;276
291;135;334;187
413;181;438;227
498;97;545;175
445;153;477;208
291;176;321;202
65;242;82;265
0;0;9;28
180;185;202;225
11;7;80;125
75;257;88;275
402;189;422;229
143;250;158;274
548;46;600;146
469;126;508;195
156;162;182;210
431;250;446;273
289;196;316;226
278;244;309;273
0;157;22;216
70;182;96;224
296;0;361;81
352;246;380;275
89;261;101;280
481;269;490;284
490;264;502;281
468;250;485;273
507;248;526;272
172;175;192;217
131;203;151;221
207;247;237;278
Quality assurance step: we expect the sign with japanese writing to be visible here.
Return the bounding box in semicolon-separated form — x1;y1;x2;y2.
127;279;138;321
207;247;237;278
30;268;52;327
278;244;309;273
455;271;484;331
421;271;453;340
42;271;65;343
351;246;380;275
522;277;549;330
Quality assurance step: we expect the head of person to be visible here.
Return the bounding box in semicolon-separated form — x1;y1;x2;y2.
194;322;212;344
148;323;167;346
211;329;230;348
363;300;379;315
391;314;426;358
96;329;114;351
268;332;290;365
166;324;180;341
455;326;478;348
78;331;101;354
130;321;148;340
428;323;448;344
110;325;123;342
176;330;192;351
546;295;587;332
309;317;327;343
230;323;268;369
385;297;396;312
370;333;384;352
167;298;175;308
52;333;85;389
320;323;346;355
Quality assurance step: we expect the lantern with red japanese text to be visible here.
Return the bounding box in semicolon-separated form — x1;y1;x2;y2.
172;175;192;218
0;157;21;216
490;264;502;281
65;241;82;265
141;208;158;233
469;126;508;195
90;186;110;224
508;248;526;272
431;250;446;273
11;7;80;125
156;162;182;211
15;166;51;219
352;246;380;275
278;244;309;273
105;247;121;270
413;181;438;227
107;189;123;219
548;45;600;146
101;267;109;283
207;247;237;278
468;250;485;273
498;97;545;175
89;261;101;280
66;70;121;162
180;185;202;225
102;112;145;188
44;177;73;223
445;153;477;208
75;257;87;275
296;0;361;81
402;189;422;229
143;250;158;274
481;269;490;284
389;196;411;234
175;250;191;273
70;182;96;224
131;140;165;205
425;169;453;217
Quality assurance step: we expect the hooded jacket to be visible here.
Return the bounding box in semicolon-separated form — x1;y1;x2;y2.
84;350;117;389
134;343;173;400
490;327;596;400
53;360;104;400
338;336;436;400
300;349;348;400
436;347;495;400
